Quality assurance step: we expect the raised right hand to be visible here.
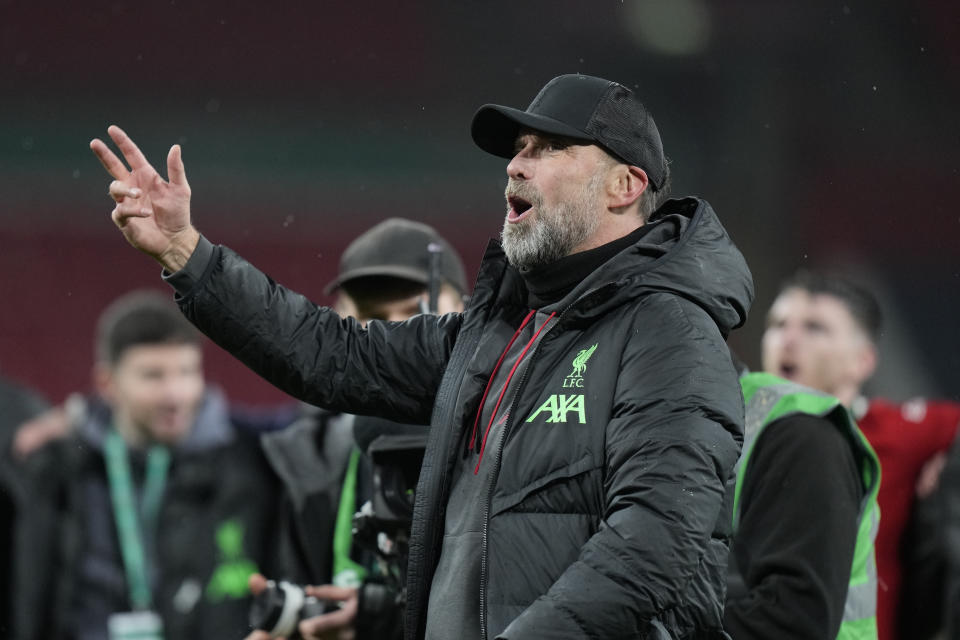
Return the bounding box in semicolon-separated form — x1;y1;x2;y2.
89;125;199;272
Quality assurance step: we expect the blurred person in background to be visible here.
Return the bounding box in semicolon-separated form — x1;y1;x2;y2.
0;373;48;635
756;269;960;640
248;217;468;640
725;359;880;639
896;405;960;640
91;73;754;639
12;291;282;640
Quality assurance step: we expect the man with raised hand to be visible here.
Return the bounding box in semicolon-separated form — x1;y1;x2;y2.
92;74;753;639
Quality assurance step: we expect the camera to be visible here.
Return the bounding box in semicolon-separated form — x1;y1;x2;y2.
353;431;426;553
249;425;427;639
350;430;428;639
248;580;334;638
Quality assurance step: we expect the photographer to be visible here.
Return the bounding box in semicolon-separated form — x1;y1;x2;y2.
246;219;467;640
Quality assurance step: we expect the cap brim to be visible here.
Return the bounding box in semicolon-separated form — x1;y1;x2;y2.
471;104;593;159
323;265;429;295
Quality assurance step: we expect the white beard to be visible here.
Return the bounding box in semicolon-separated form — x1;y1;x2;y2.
501;172;604;271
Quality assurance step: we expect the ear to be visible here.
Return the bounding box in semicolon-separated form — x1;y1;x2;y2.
439;284;467;314
334;293;358;319
853;341;878;385
607;165;649;210
93;362;115;402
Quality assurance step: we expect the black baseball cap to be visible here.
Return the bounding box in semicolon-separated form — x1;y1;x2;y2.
471;74;668;190
324;218;468;295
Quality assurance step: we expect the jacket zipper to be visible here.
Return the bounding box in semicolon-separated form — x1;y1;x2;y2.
474;311;555;474
468;310;537;457
479;316;560;640
409;320;486;640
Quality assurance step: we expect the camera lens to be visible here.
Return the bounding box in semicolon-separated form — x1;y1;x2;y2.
248;580;308;637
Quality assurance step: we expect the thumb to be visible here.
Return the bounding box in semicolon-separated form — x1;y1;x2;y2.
248;572;269;595
167;144;189;187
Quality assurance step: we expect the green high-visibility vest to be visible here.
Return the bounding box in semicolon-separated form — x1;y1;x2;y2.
734;372;881;640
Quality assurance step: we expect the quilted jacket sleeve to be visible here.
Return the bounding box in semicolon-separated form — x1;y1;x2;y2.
167;237;461;425
498;294;743;639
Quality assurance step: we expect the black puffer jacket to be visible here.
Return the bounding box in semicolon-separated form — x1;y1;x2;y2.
170;197;753;639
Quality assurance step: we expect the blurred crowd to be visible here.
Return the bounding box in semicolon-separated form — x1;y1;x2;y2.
2;215;957;639
0;218;462;639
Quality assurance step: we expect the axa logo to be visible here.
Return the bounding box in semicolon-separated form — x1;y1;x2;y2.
526;394;586;424
563;343;597;389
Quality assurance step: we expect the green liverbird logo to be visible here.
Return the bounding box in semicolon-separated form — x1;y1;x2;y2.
569;344;598;378
528;343;600;423
205;519;258;602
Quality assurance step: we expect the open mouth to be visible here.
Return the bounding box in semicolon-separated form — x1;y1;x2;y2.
779;364;797;379
507;196;533;222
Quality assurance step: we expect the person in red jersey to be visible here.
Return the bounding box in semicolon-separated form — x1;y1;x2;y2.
761;269;960;640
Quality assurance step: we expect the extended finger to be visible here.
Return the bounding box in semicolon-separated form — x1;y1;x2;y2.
107;125;153;173
112;202;151;225
305;585;355;601
248;573;268;596
90;138;130;181
109;180;142;202
167;144;189;187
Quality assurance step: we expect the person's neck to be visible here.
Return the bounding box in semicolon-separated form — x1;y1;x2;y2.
521;225;652;308
834;385;861;409
113;414;150;450
570;214;644;254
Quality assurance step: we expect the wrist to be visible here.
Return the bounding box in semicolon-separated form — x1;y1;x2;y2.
158;227;200;273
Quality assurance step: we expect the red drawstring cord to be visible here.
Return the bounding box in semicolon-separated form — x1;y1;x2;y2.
468;310;536;453
474;311;556;474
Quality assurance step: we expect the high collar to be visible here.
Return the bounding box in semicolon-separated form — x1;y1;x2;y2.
520;225;654;309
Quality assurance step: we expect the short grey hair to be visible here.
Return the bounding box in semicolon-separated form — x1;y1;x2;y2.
638;161;672;221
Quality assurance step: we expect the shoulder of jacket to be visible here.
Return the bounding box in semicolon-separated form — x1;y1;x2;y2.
617;291;718;340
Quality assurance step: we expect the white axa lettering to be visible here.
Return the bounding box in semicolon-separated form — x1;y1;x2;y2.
526;394;586;424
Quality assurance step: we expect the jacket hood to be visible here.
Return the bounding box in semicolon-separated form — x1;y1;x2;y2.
567;197;753;334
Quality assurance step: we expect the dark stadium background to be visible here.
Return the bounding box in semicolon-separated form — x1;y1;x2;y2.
2;0;957;406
